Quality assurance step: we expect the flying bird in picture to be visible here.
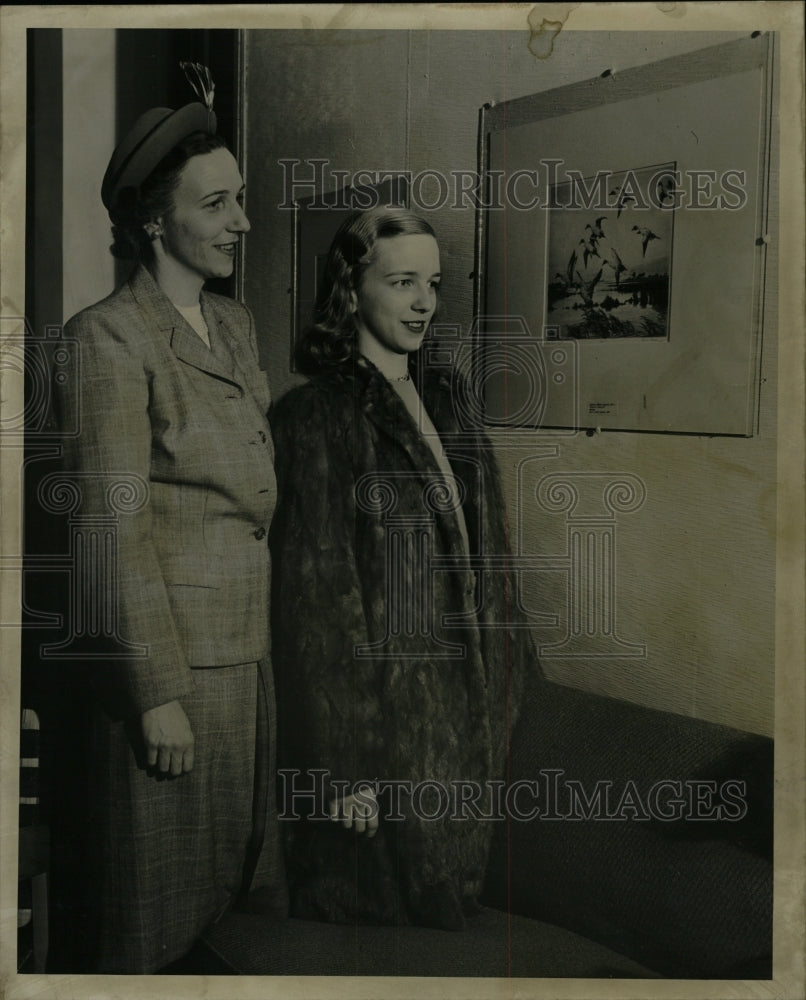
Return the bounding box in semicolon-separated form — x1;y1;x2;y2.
632;225;661;257
600;243;628;288
578;235;601;269
610;188;637;218
585;216;608;242
655;174;679;208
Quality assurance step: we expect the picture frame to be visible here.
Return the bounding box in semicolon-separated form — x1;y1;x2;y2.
477;33;775;435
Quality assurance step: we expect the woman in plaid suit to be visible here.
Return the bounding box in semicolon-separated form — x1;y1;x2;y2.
54;98;284;972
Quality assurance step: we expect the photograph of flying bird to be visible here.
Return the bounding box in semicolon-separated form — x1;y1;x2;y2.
610;189;637;217
566;247;579;286
585;216;608;242
655;174;679;208
573;266;603;308
600;244;628;287
632;225;661;258
578;236;601;269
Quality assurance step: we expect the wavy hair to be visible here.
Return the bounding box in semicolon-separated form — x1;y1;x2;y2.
109;131;229;262
295;207;438;375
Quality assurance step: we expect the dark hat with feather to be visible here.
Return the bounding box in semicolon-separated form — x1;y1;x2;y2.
101;62;217;213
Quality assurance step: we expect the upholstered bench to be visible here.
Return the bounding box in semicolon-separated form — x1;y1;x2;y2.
200;677;772;980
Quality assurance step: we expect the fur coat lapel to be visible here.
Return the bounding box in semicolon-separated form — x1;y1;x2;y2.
341;359;484;560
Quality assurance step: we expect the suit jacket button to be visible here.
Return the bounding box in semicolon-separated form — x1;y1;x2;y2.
253;526;266;540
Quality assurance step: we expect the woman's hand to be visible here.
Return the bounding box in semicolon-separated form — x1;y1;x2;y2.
140;700;195;776
330;785;379;837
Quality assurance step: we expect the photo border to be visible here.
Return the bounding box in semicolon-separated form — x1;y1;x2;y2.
1;5;803;999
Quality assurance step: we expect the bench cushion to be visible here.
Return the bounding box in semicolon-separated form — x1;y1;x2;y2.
201;905;660;978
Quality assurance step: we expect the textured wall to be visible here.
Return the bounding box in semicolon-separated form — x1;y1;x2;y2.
62;29;117;320
244;29;776;735
242;29;412;380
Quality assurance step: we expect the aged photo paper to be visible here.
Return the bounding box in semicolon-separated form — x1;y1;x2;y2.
1;3;804;999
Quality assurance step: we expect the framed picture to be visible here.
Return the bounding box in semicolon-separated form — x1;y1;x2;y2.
477;33;775;435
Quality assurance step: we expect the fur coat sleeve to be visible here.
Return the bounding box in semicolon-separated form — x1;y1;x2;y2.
270;379;382;781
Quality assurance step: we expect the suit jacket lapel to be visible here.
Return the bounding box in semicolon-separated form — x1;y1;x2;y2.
127;265;243;388
201;293;264;400
171;322;243;386
201;295;273;419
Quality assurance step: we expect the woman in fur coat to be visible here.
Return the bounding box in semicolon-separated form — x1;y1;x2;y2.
270;207;538;930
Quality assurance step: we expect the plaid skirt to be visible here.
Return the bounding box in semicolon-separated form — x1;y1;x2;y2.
87;660;284;973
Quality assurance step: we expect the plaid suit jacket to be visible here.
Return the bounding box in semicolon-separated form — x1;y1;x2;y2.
56;265;275;716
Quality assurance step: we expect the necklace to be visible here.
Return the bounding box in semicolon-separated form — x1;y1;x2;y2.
388;371;411;383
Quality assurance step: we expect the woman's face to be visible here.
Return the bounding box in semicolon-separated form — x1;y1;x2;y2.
352;234;441;363
153;147;250;285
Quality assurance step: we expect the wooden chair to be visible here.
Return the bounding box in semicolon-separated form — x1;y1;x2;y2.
18;708;49;973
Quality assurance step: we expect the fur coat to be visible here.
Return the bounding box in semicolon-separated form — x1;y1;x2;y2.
270;356;538;930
